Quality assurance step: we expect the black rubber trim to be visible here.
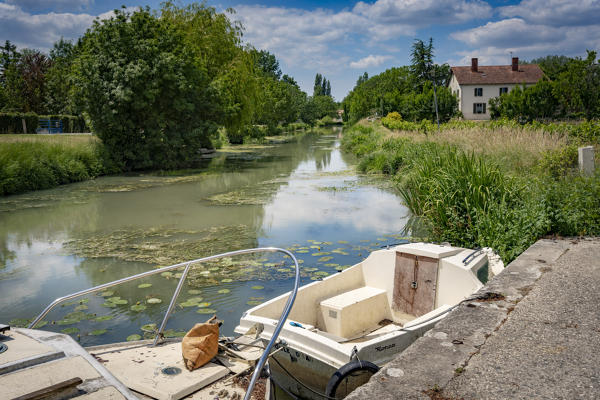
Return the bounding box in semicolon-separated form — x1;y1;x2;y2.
325;360;380;398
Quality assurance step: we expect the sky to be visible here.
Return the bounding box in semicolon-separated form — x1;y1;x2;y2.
1;0;599;100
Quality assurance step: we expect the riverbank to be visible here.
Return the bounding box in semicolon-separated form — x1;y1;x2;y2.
0;134;106;196
341;120;600;263
347;237;600;400
0;129;327;197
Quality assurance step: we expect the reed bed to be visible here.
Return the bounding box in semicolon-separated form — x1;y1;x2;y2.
343;122;600;263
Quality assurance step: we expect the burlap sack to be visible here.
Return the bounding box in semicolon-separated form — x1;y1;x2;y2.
182;321;219;371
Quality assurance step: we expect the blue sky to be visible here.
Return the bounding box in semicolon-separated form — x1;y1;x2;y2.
1;0;599;100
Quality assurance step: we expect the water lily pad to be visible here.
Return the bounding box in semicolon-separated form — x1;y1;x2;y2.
188;289;202;295
196;308;217;314
174;273;183;279
141;323;157;332
263;263;277;267
277;268;291;273
93;315;114;322
61;327;80;334
217;289;230;294
89;329;107;336
337;240;349;244
78;299;89;304
179;301;198;307
311;252;330;256
64;311;88;321
107;297;121;302
296;250;309;253
313;271;330;277
57;318;79;326
35;320;48;328
246;300;263;306
102;302;117;308
74;305;88;311
163;329;186;338
137;283;152;289
303;267;318;272
127;334;142;341
113;299;128;305
221;278;233;283
186;297;204;304
323;241;333;245
324;263;340;267
251;285;264;290
197;302;212;307
318;256;334;262
130;304;146;312
160;272;173;278
9;318;30;327
147;298;162;304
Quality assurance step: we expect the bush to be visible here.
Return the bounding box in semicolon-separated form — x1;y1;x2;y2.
0;112;39;133
0;140;105;195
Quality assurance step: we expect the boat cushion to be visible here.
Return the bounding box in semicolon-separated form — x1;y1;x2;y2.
319;286;388;338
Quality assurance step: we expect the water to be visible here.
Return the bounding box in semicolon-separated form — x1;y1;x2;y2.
0;129;410;345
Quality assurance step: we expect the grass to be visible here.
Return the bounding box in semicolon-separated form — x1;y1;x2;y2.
342;120;600;263
0;134;106;196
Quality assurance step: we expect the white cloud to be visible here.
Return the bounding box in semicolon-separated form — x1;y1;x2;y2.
452;19;600;65
451;1;600;65
5;0;92;13
233;0;494;71
0;3;139;52
500;0;600;27
350;55;391;69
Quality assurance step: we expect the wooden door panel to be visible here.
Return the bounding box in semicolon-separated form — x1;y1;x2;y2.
392;253;438;317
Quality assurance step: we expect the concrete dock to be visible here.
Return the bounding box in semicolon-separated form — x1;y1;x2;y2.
347;238;600;400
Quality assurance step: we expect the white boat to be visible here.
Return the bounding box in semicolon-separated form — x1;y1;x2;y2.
235;243;501;399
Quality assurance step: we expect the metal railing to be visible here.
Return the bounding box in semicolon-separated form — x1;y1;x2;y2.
28;247;300;399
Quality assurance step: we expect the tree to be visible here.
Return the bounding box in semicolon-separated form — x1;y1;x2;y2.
282;74;298;87
45;38;76;114
314;73;323;96
73;6;222;170
16;49;51;113
252;49;281;79
410;38;434;90
356;72;368;86
325;80;331;97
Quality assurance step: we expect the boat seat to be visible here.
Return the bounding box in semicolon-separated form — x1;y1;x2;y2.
319;286;388;338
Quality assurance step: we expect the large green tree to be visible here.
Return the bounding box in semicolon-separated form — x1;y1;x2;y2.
73;6;221;170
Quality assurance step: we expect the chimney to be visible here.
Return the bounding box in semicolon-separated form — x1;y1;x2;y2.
512;57;519;71
471;57;478;72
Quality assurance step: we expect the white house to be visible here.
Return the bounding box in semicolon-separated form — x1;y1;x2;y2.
448;57;544;120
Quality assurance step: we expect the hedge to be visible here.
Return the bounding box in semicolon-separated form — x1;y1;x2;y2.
0;112;88;134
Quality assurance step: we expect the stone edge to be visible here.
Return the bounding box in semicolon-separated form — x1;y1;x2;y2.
345;239;571;400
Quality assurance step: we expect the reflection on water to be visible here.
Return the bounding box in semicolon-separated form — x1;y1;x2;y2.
0;129;410;344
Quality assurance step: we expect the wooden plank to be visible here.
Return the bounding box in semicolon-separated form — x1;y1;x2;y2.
12;377;82;400
393;253;438;317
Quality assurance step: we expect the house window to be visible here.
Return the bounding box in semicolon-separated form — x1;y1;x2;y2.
474;87;483;97
473;103;486;114
499;87;509;95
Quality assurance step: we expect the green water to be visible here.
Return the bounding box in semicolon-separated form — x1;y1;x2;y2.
0;129;410;345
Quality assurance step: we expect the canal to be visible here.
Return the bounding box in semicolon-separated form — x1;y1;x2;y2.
0;128;410;345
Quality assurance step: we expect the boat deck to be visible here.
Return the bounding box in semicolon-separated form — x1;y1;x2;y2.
0;328;135;399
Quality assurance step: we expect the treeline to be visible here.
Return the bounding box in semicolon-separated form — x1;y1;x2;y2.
490;51;600;121
0;3;338;171
342;39;457;123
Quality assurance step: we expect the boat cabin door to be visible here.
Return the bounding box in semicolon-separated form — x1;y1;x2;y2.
392;252;438;317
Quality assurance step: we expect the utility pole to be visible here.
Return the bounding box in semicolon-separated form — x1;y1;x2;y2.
431;64;440;131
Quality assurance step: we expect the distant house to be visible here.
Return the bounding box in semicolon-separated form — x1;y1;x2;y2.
448;57;544;120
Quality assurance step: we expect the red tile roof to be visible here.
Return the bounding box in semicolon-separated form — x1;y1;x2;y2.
451;64;544;85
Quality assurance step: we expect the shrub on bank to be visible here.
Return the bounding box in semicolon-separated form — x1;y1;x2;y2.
0;140;105;196
342;123;600;263
0;112;88;134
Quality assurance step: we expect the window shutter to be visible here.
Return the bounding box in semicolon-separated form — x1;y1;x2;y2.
474;88;477;96
473;103;476;114
483;103;486;113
